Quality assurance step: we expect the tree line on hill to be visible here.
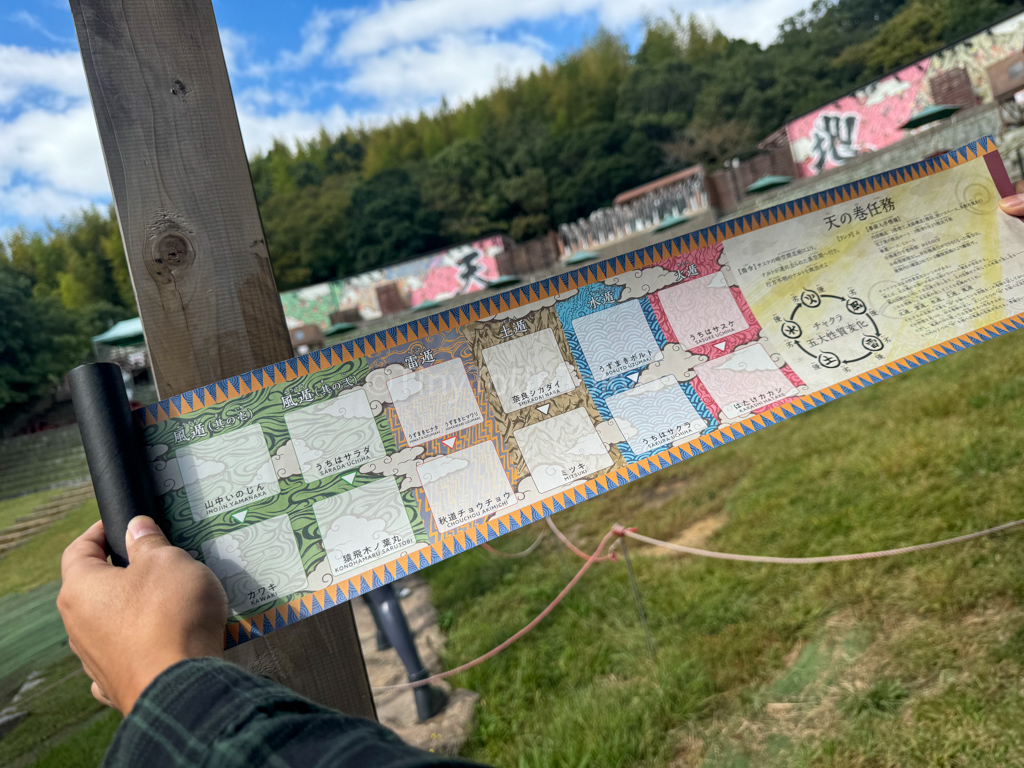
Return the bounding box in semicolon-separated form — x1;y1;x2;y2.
0;0;1019;424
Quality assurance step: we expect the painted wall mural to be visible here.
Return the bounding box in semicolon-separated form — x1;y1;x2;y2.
786;10;1024;177
280;235;511;328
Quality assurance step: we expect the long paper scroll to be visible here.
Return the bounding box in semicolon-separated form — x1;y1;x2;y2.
133;137;1024;646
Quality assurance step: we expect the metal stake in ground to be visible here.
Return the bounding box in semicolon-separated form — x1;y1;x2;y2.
619;534;657;663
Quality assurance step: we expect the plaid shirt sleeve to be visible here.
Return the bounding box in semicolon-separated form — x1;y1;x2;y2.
102;658;487;768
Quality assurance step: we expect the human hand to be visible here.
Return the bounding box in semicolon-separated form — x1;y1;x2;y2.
999;180;1024;215
58;516;229;715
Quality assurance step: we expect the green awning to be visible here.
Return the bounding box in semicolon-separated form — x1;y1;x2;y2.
486;275;521;289
412;299;445;312
324;321;357;337
746;175;792;194
900;104;962;130
655;214;691;232
91;317;145;347
566;250;599;265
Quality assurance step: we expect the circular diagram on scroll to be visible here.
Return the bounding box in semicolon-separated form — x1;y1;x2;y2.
780;289;883;368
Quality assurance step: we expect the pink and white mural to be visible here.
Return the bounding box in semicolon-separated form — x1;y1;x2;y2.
280;235;512;329
786;11;1024;177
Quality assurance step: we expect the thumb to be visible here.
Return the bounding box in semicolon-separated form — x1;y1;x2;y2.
125;516;171;561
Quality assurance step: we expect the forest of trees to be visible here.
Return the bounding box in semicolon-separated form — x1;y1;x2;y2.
1;0;1021;423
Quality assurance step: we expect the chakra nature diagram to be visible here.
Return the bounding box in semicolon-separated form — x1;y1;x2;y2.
136;138;1024;645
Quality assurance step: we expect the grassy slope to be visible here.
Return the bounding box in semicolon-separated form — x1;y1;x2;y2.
4;325;1024;766
0;490;57;531
425;327;1024;767
0;493;119;767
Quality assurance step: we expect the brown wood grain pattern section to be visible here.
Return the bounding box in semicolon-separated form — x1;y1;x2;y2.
70;0;375;718
69;0;292;396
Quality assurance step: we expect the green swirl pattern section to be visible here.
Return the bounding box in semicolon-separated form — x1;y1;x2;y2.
144;360;426;622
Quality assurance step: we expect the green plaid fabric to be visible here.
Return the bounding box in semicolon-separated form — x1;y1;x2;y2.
102;658;485;767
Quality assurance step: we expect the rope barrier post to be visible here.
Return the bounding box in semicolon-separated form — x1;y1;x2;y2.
617;527;656;663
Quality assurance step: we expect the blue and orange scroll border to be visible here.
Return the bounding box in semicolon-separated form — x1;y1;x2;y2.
132;136;1018;645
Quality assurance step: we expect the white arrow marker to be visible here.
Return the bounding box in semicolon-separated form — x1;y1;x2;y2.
714;341;726;351
537;404;550;415
232;510;247;524
626;372;640;383
342;472;357;484
442;437;457;449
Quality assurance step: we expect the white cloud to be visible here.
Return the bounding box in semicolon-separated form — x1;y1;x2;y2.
705;0;807;48
219;27;250;80
0;0;808;231
0;104;106;194
277;9;350;71
331;0;802;60
342;34;547;111
0;44;86;107
0;184;95;221
334;0;611;60
8;12;76;46
236;100;353;155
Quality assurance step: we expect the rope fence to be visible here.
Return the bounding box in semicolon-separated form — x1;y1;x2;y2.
373;516;1024;691
481;530;547;559
620;518;1024;564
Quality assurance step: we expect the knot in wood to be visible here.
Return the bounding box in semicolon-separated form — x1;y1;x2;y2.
157;233;189;266
148;231;195;283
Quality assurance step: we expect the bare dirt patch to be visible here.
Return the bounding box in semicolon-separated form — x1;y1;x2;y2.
644;512;729;556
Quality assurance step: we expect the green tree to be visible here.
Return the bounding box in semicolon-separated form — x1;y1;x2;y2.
344;168;444;275
0;259;88;424
24;0;1024;305
833;0;951;75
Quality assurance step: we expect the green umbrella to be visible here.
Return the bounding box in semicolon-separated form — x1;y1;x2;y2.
412;299;445;312
566;250;600;265
746;175;792;194
91;317;145;347
486;275;521;289
899;104;962;130
324;321;357;337
654;214;691;232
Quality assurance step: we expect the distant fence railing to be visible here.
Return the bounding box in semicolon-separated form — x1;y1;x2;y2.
558;175;709;257
0;425;90;500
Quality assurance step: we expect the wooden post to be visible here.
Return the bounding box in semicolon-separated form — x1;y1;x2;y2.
69;0;376;718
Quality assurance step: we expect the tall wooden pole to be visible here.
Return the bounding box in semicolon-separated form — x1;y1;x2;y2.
69;0;376;718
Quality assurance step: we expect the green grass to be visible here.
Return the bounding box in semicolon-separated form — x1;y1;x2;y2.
0;489;58;531
0;655;113;767
0;499;101;597
423;327;1024;767
0;582;72;695
6;326;1024;766
0;491;118;767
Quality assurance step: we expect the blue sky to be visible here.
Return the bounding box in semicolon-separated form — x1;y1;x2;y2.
0;0;805;234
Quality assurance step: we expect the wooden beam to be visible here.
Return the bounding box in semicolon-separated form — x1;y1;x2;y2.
70;0;376;719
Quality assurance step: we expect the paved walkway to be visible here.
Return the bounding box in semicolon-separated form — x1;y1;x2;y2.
351;577;478;756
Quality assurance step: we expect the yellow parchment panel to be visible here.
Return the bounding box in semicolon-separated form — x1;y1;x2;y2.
728;160;1024;390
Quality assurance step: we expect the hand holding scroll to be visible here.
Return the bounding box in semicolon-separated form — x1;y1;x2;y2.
999;180;1024;215
58;517;228;715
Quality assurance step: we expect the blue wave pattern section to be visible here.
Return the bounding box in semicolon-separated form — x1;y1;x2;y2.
554;283;714;462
